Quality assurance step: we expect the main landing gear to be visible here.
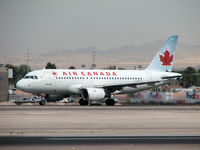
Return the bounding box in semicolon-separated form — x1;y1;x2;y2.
79;98;116;106
79;98;89;106
105;98;115;106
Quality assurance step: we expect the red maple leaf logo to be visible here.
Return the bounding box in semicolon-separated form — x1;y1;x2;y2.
159;50;173;66
52;72;57;76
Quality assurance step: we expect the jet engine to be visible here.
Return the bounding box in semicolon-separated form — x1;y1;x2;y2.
45;94;65;102
82;88;106;101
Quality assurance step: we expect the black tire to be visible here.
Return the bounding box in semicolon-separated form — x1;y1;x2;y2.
79;99;89;106
15;102;22;105
39;100;45;105
105;99;115;106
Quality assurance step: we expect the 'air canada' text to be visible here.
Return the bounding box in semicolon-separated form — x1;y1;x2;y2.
61;71;118;76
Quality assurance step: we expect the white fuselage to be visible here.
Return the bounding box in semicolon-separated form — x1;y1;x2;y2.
16;69;181;96
16;35;180;105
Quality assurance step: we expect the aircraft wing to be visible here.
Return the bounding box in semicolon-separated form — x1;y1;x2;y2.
96;81;161;93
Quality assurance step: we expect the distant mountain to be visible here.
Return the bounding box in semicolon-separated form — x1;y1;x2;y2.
1;40;199;70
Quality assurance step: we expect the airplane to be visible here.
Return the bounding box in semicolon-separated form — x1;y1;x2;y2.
16;35;182;106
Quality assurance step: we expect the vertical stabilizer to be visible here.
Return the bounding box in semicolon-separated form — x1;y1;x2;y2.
145;35;178;72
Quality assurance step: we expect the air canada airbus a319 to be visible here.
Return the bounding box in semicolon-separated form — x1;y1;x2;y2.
16;35;182;106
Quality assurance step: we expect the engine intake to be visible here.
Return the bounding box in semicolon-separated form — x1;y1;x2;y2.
82;88;106;101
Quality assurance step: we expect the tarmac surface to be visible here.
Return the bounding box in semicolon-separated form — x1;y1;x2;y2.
1;105;200;136
1;143;200;150
1;135;200;150
0;105;200;149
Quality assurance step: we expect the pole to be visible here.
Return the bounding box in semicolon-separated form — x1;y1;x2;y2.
27;49;30;73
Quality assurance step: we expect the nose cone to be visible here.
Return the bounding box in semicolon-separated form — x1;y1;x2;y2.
16;80;26;91
16;80;22;90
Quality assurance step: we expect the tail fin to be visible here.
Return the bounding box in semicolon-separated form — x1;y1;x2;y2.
145;35;178;72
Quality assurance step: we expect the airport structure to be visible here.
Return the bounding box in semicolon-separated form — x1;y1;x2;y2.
129;91;200;105
0;67;8;101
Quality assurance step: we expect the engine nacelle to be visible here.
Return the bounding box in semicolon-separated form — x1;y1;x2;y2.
45;94;65;102
82;88;106;101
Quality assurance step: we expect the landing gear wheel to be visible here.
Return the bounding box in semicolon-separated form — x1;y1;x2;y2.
79;99;89;106
105;99;115;106
39;100;45;105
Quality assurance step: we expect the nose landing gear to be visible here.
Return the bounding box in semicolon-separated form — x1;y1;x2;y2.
39;100;45;105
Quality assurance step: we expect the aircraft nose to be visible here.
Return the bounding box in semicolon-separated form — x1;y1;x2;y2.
16;80;24;90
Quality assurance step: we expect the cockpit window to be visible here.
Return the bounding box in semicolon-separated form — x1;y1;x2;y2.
24;76;30;79
34;76;38;79
30;76;34;79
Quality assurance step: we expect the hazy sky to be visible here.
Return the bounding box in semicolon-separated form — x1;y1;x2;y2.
0;0;200;54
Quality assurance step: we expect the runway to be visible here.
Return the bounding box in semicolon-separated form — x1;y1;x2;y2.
0;105;200;136
1;137;200;150
1;135;200;150
1;135;200;145
0;105;200;149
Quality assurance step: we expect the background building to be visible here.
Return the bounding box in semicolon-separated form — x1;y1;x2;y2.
0;67;8;101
